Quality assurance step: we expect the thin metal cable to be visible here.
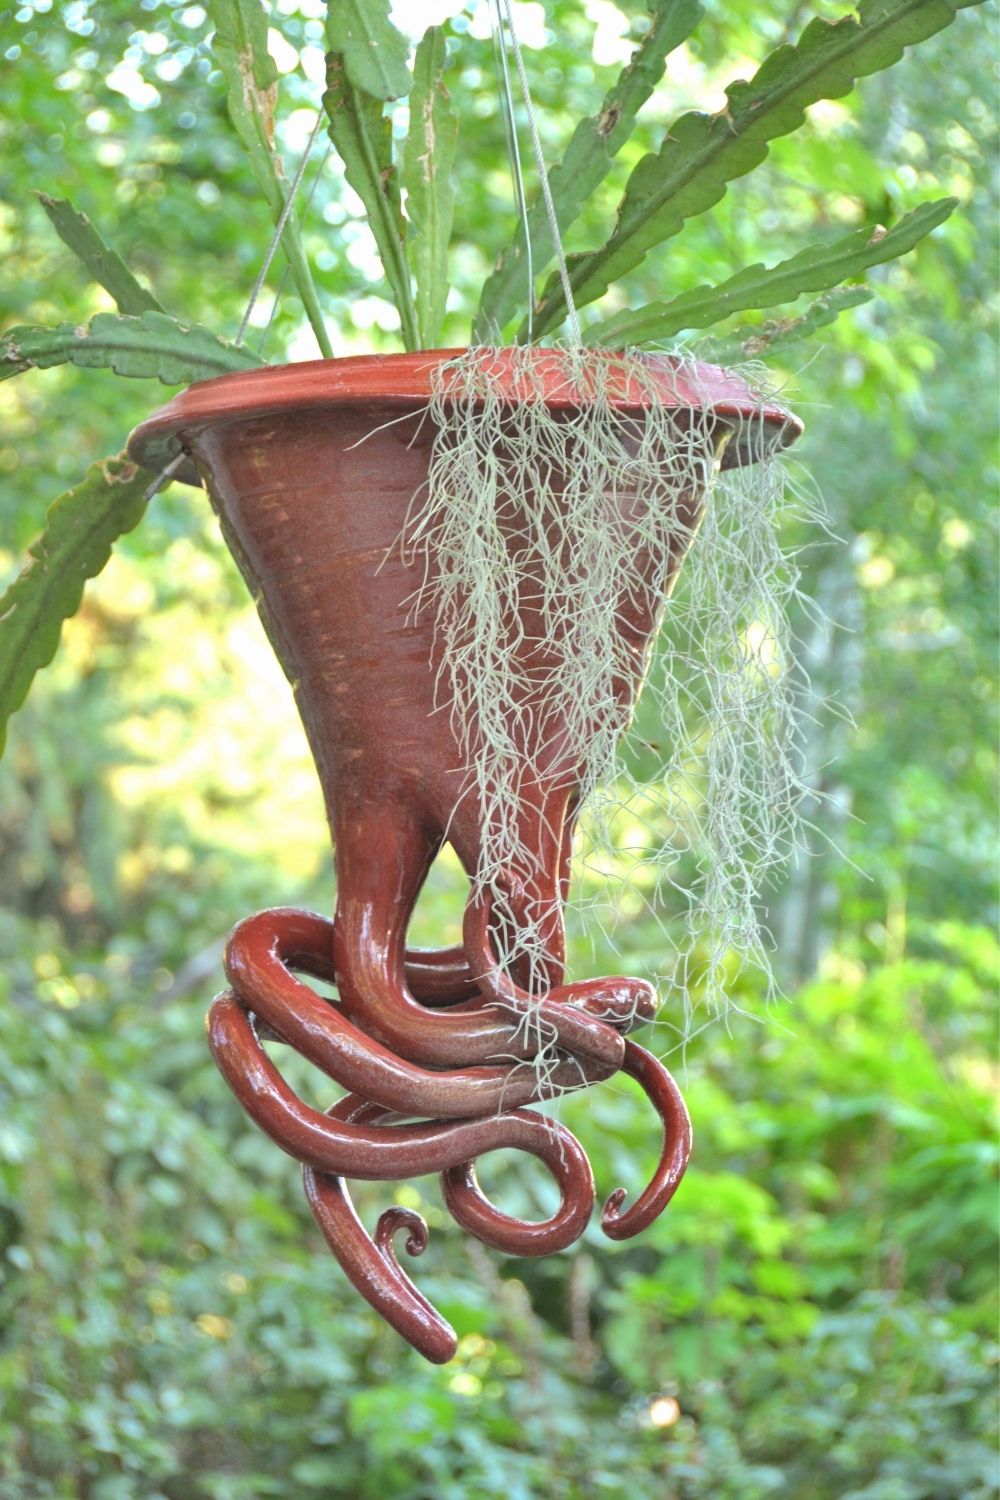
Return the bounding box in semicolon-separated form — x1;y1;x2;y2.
236;110;327;346
257;139;334;358
498;0;581;345
257;264;290;358
142;112;328;504
489;0;534;342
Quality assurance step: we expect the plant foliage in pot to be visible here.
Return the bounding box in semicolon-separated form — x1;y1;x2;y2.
0;0;983;1362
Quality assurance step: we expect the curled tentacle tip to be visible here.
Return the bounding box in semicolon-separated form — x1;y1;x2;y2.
375;1206;430;1260
631;982;658;1023
600;980;656;1027
601;1187;629;1230
424;1332;460;1365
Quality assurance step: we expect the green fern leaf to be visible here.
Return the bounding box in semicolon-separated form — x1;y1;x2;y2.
36;193;164;315
587;199;955;346
325;0;411;100
529;0;982;338
207;0;332;356
696;286;875;363
403;27;458;349
323;51;418;350
0;454;149;757
1;311;265;384
474;0;702;342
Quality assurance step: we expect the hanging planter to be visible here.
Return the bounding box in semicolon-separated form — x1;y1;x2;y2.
126;346;800;1359
0;0;981;1365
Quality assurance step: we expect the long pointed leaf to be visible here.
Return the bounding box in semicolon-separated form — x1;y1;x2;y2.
697;286;874;363
587;198;955;346
403;27;458;349
0;454;149;757
36;193;164;315
1;311;265;384
530;0;982;338
207;0;333;357
323;51;419;350
473;0;702;342
326;0;411;100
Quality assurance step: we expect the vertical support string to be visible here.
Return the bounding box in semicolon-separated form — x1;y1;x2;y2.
236;111;328;347
492;0;582;346
142;111;328;504
489;0;534;342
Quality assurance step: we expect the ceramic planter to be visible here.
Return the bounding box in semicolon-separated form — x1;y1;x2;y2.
127;349;800;1361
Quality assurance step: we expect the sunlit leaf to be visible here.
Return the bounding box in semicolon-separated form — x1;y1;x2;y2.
207;0;332;356
1;311;265;384
36;192;164;316
474;0;703;341
588;199;954;345
0;453;148;756
529;0;983;337
325;0;411;100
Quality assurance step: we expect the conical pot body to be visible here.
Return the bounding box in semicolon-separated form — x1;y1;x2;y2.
128;350;800;892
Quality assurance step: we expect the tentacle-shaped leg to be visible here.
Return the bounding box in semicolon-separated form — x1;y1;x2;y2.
236;920;480;1011
600;1040;692;1240
442;1134;594;1256
303;1096;458;1365
445;783;572;997
331;795;625;1071
274;898;647;1042
462;887;656;1037
301;1088;595;1360
404;945;480;1006
208;991;600;1189
225;908;616;1118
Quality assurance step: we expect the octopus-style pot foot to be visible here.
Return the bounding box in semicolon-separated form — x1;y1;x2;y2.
205;905;692;1360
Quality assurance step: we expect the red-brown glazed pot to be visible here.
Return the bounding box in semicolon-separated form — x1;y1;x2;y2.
127;349;800;1361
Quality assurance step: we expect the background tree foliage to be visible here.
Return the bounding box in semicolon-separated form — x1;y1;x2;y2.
0;1;996;1496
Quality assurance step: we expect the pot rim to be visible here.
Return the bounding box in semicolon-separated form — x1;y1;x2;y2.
126;347;803;484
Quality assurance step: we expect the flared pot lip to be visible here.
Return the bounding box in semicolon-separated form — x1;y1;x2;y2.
126;347;803;483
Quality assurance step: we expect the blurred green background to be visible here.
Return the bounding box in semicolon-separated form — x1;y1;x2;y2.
0;1;996;1496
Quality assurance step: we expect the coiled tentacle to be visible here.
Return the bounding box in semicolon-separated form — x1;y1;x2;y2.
209;877;692;1363
224;907;618;1118
208;991;600;1183
601;1040;693;1240
302;1094;456;1363
302;1091;595;1361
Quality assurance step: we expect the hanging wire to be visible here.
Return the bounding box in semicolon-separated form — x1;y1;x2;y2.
257;263;291;359
489;0;534;342
491;0;582;346
257;137;334;359
236;110;328;347
142;110;329;504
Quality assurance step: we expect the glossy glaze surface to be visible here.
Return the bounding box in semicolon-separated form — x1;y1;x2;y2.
125;351;791;1359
